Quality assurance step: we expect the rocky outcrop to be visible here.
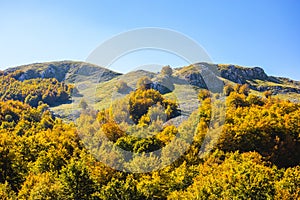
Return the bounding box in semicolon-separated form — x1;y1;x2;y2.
149;82;173;94
256;85;300;94
184;72;207;88
174;65;208;89
149;76;175;94
175;64;224;92
17;69;41;81
220;65;268;84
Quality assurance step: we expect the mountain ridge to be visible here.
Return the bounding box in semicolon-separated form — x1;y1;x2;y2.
3;60;122;83
2;60;299;96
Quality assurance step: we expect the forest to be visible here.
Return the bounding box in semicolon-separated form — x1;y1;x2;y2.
0;70;73;107
0;70;299;199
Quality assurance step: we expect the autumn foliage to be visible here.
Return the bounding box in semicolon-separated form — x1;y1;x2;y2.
0;71;73;107
0;82;299;199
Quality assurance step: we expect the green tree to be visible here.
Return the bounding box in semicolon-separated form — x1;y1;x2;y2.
60;159;95;200
99;175;143;200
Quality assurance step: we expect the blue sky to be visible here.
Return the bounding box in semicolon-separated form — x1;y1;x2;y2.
0;0;299;79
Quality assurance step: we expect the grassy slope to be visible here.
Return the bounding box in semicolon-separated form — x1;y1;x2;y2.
47;64;300;118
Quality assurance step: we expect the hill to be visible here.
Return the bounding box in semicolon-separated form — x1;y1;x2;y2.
5;61;299;95
0;61;299;199
2;61;300;119
4;60;121;83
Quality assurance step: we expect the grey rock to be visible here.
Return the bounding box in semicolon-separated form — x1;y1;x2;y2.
220;65;268;84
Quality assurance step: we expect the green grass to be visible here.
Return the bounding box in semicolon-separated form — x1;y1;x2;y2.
49;66;300;119
217;64;250;70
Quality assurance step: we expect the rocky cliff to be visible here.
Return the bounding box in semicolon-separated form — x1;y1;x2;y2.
218;65;269;84
174;63;299;95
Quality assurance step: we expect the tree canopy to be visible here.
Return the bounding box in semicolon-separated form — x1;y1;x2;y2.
0;82;299;199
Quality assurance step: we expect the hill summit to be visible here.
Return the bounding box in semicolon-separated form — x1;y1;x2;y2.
4;61;121;83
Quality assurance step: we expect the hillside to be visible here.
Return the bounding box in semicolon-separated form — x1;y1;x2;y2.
175;63;300;95
5;61;299;96
3;61;300;119
4;60;121;83
0;61;299;199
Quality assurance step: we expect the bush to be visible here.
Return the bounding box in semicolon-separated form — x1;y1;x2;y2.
161;65;173;76
115;80;129;93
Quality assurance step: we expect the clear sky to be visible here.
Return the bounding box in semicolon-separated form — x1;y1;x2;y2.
0;0;299;79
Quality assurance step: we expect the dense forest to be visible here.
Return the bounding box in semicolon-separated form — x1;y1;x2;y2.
0;70;73;107
0;70;299;199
